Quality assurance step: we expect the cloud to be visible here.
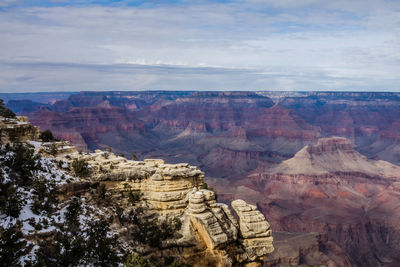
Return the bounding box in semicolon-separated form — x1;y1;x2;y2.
0;0;23;7
0;1;399;92
1;61;397;92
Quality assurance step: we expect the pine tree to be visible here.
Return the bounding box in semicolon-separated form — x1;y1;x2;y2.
0;222;27;266
0;99;16;118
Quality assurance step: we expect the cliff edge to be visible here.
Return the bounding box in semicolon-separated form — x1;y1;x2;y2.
0;115;274;266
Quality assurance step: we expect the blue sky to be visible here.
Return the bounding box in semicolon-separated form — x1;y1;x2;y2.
0;0;399;92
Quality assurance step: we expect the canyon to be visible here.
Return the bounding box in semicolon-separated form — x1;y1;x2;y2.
0;114;274;266
233;137;400;266
5;91;400;266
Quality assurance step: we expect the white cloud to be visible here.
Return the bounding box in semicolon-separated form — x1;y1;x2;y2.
0;1;399;91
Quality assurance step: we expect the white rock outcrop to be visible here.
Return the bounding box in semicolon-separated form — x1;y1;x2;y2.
232;199;274;262
6;116;275;266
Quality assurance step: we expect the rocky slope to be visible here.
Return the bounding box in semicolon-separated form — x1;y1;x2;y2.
271;137;399;177
233;137;400;266
0;114;274;266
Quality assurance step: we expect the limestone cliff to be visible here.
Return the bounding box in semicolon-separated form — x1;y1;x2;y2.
0;116;40;143
0;115;274;266
55;149;274;266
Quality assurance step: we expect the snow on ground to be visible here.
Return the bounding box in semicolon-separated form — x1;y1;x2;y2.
1;141;78;234
37;157;77;185
28;141;43;149
0;214;17;228
0;140;121;265
18;243;39;265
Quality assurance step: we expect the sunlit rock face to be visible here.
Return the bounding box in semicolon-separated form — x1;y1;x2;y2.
43;139;275;266
0;115;275;266
0;116;40;143
58;154;275;265
231;199;274;263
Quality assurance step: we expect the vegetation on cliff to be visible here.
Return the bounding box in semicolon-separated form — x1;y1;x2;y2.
0;99;15;118
0;109;274;266
0;141;187;266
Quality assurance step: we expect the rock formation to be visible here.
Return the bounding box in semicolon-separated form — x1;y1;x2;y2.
186;190;238;250
0;115;274;266
53;148;275;266
233;136;400;266
232;199;274;263
7;91;400;265
270;136;400;177
0;116;40;143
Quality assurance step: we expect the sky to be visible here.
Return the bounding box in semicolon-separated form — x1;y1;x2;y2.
0;0;400;92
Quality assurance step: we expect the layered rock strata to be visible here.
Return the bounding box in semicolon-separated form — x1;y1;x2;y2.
61;157;273;265
0;116;40;143
232;200;274;263
187;190;238;250
58;148;275;265
9;116;274;266
236;136;400;266
63;151;205;213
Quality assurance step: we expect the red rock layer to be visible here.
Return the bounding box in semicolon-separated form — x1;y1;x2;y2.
232;137;400;266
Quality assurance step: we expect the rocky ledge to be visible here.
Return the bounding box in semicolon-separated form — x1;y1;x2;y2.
56;149;275;266
1;115;274;266
0;116;40;143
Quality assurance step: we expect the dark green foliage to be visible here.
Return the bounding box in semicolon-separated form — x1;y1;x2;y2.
128;190;141;203
132;153;137;161
85;218;120;266
124;253;151;267
0;178;23;217
0;143;41;217
93;183;108;203
49;143;58;156
0;222;27;266
28;218;43;231
65;196;82;227
131;215;181;248
72;158;90;177
57;160;64;168
167;258;182;267
119;153;125;158
114;204;124;223
31;176;57;215
39;129;55;142
200;182;208;189
0;99;16;118
34;225;86;266
2;143;42;186
123;183;141;204
35;213;120;266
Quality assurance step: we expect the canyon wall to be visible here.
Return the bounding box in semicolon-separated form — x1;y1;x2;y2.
4;91;400;265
